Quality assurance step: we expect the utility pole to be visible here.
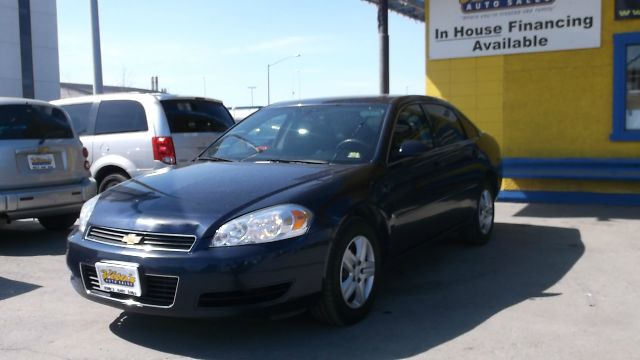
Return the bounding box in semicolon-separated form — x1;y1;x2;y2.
378;0;389;95
267;54;300;105
248;86;256;106
90;0;103;94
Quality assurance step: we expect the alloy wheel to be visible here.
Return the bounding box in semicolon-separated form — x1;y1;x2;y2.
340;235;376;309
478;189;494;235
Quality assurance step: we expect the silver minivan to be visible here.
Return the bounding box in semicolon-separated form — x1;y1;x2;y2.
0;97;96;230
52;93;235;192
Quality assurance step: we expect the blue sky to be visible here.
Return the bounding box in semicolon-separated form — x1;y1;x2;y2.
56;0;425;107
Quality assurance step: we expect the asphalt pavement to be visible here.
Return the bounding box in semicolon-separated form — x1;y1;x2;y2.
1;203;639;359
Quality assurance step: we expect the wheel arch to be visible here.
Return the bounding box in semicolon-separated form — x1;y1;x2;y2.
325;203;391;272
485;169;502;196
94;164;130;187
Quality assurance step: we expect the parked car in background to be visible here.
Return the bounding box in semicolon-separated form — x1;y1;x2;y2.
66;96;501;325
52;93;235;192
227;106;262;122
0;97;96;230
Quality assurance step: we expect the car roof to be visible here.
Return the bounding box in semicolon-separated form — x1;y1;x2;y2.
269;95;446;108
0;97;59;107
50;92;224;105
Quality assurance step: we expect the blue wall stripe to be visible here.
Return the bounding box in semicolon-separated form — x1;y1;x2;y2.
498;191;640;207
501;157;640;181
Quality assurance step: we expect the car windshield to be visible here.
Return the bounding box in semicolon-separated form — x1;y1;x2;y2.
0;104;74;140
201;104;388;164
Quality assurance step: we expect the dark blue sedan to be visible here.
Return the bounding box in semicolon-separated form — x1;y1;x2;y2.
67;96;502;325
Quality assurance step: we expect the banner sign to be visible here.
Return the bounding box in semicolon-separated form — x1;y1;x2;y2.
616;0;640;19
429;0;602;60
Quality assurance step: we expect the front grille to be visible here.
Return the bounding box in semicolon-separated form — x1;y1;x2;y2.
81;264;178;307
198;283;291;307
86;226;196;251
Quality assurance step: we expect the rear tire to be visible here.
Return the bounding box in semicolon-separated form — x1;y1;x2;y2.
464;181;495;245
311;219;381;326
38;213;79;231
98;172;129;193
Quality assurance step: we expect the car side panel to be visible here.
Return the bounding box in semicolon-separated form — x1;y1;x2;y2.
432;140;485;230
376;153;450;254
90;132;156;176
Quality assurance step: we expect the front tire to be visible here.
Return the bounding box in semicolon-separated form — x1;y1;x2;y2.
38;213;79;231
311;219;381;326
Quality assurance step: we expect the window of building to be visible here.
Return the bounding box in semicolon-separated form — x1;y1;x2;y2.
95;100;148;135
612;32;640;141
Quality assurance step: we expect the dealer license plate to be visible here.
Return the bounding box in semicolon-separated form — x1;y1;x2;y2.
94;262;142;297
27;154;56;170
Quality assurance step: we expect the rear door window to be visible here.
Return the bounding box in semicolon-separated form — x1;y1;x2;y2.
161;100;234;133
457;112;480;139
61;103;92;135
422;103;467;146
95;100;148;135
0;104;74;140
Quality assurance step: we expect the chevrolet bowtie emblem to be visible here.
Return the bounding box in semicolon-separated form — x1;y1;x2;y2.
122;234;143;245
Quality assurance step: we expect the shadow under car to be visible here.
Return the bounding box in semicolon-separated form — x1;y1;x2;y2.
108;222;584;359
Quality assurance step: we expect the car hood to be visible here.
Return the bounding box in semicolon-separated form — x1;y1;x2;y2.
89;162;346;236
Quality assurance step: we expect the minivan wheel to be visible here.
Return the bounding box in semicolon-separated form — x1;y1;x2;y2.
311;219;381;326
465;181;495;245
98;173;129;193
38;213;79;231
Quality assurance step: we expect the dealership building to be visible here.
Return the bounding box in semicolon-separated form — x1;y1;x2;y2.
0;0;60;100
406;0;640;205
1;0;638;205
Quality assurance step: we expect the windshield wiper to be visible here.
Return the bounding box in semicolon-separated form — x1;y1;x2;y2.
257;159;329;165
225;134;259;152
196;156;233;162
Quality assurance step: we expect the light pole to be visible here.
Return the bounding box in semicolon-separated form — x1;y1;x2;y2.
203;76;207;96
378;0;389;95
90;0;103;94
248;86;256;106
267;53;301;105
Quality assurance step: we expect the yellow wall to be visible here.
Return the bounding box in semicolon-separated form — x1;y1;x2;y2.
425;2;640;194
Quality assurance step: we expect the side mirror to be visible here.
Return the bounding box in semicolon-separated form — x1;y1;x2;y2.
397;140;430;158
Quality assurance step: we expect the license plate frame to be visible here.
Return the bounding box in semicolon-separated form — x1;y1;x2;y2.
94;261;142;297
27;153;56;170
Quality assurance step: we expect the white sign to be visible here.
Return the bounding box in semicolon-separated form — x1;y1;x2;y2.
429;0;602;60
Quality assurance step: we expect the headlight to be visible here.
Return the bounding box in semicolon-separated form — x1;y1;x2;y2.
211;204;312;247
78;195;99;233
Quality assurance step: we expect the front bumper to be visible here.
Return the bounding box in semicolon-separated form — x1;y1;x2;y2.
66;228;331;318
1;177;97;220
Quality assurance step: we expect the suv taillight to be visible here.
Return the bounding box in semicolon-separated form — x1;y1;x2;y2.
152;136;176;165
82;146;91;170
